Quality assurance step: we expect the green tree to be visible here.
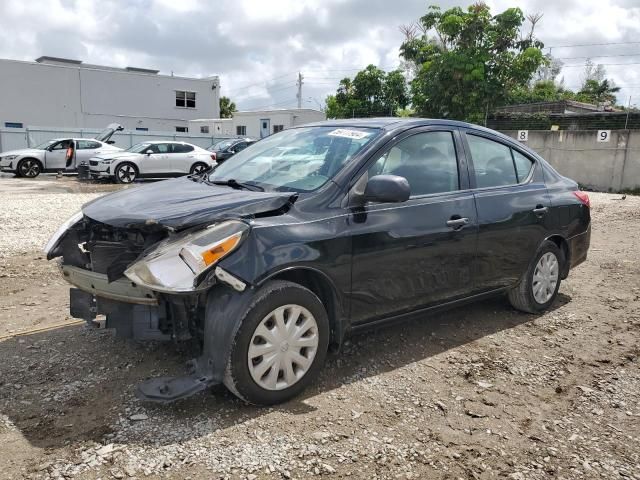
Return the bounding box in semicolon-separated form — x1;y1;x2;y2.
400;3;546;123
576;79;620;105
325;65;409;118
219;96;236;118
508;79;577;104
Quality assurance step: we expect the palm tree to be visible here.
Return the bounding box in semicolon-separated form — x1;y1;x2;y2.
220;96;236;118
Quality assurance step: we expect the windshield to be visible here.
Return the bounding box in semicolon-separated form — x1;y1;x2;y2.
126;142;153;153
207;126;379;192
34;140;57;150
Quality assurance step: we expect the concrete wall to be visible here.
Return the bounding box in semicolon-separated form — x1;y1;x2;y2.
0;58;220;131
501;130;640;192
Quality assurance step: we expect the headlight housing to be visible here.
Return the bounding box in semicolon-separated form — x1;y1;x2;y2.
4;155;18;161
124;220;249;293
44;211;84;258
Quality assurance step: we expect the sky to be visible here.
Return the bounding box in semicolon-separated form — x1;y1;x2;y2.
0;0;639;110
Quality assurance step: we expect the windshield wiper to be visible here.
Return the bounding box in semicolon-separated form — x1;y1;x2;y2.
210;178;264;192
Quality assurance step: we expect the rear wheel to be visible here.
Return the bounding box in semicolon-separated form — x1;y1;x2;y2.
18;158;42;178
223;280;329;405
190;162;210;175
508;240;563;313
114;162;138;184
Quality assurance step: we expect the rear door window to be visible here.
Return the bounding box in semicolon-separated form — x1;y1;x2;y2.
466;134;517;188
171;144;194;153
512;150;534;182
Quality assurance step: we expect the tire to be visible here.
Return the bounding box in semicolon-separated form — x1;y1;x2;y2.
223;280;330;405
17;158;42;178
189;162;210;175
508;240;564;314
114;162;138;184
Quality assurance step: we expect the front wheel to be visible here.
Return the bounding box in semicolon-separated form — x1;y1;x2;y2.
114;162;138;184
223;280;330;405
508;240;564;313
18;158;42;178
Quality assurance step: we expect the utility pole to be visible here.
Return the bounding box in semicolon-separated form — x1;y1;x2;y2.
625;96;632;130
296;72;304;109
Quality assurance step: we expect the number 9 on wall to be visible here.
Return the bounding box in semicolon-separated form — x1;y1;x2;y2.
597;130;610;142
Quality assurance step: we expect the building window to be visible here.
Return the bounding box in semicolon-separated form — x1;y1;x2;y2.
175;126;188;133
236;125;247;136
176;91;196;108
273;125;284;133
135;127;148;131
4;122;23;128
200;126;210;134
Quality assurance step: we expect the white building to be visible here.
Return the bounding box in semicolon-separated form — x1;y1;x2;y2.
189;108;326;138
0;56;220;132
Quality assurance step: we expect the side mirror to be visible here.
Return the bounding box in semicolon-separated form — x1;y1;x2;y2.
106;140;116;145
363;175;410;203
145;150;153;155
227;149;236;154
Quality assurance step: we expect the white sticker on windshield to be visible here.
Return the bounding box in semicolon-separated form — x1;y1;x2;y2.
328;129;371;140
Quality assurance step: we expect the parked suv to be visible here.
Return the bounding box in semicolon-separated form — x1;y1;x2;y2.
45;119;591;405
0;123;123;178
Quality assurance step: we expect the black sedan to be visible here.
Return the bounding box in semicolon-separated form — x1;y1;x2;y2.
45;118;591;405
208;137;257;163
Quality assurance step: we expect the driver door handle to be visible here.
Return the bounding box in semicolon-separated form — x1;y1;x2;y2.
446;217;469;229
533;205;549;215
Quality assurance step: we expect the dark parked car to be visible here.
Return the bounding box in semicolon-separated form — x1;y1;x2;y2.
208;137;257;163
45;119;591;405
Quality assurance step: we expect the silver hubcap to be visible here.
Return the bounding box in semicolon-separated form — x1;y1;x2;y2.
248;304;319;391
21;160;40;177
117;164;136;183
532;252;559;304
192;164;206;174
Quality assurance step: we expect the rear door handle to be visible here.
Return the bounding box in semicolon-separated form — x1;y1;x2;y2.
446;217;469;229
533;206;549;215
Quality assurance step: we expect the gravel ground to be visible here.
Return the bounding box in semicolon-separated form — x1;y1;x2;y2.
0;176;639;480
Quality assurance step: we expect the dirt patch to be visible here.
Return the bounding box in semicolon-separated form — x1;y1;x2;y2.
0;190;639;479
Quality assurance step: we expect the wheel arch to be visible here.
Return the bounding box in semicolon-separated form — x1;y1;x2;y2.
259;266;346;348
544;234;570;279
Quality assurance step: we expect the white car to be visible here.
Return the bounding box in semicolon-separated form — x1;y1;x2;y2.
89;141;216;184
0;124;123;178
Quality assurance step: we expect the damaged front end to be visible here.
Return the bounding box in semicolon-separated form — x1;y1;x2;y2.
45;211;252;402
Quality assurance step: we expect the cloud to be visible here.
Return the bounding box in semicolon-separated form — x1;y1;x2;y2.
0;0;639;110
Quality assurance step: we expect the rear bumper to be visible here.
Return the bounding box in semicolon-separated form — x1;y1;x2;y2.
568;223;591;269
61;264;158;305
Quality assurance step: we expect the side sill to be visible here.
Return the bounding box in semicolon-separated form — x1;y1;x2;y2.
350;287;508;333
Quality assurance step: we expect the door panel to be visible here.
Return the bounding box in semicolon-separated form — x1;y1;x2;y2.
463;131;551;290
349;129;477;325
44;139;73;170
140;143;171;174
350;194;477;324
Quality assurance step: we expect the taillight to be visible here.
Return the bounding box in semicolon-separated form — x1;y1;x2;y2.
573;191;590;208
210;153;216;161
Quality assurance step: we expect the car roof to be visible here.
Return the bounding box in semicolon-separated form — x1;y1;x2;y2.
301;117;517;145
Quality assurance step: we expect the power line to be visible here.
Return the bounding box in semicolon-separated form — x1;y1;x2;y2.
547;41;640;49
556;53;640;61
223;72;297;95
562;62;640;68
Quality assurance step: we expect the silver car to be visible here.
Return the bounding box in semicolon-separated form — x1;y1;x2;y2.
89;141;216;183
0;124;123;178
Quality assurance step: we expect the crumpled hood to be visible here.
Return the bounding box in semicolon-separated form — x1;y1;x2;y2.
1;148;42;158
82;177;295;230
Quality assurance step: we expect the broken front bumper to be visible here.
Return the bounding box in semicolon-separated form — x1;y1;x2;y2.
61;264;158;305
